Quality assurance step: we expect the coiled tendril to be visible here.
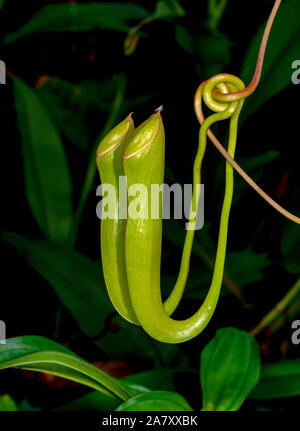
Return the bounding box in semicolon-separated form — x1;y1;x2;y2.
194;0;300;225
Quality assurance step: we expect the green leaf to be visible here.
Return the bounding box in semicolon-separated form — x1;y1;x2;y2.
0;336;132;401
5;3;150;44
200;327;261;411
175;25;194;55
58;378;150;411
0;335;72;361
58;370;180;411
240;0;300;122
250;359;300;399
154;0;186;19
0;0;5;11
225;249;270;288
58;391;121;411
13;76;72;243
2;232;112;337
116;391;193;411
0;395;18;411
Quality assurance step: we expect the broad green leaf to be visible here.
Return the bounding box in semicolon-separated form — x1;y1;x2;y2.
240;0;300;122
2;232;112;337
0;336;132;401
58;378;150;411
0;335;72;361
57;391;121;411
58;369;179;411
13;76;72;243
225;249;270;288
200;327;260;411
0;395;18;411
116;391;193;411
57;381;149;411
250;359;300;399
118;380;150;396
0;0;5;11
5;3;150;44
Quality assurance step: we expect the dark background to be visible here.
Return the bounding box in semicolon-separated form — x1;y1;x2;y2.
0;0;299;411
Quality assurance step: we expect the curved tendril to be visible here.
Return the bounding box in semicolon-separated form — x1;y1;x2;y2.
131;78;245;343
214;0;282;102
165;77;243;317
194;0;300;225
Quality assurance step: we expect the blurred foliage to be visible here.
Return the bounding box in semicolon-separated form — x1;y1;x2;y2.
13;76;73;243
250;358;300;400
0;0;299;412
4;3;150;44
2;232;112;337
0;394;18;411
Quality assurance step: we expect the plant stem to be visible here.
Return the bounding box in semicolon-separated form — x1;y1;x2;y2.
207;0;228;31
213;0;282;103
67;74;126;247
270;299;300;333
250;277;300;336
